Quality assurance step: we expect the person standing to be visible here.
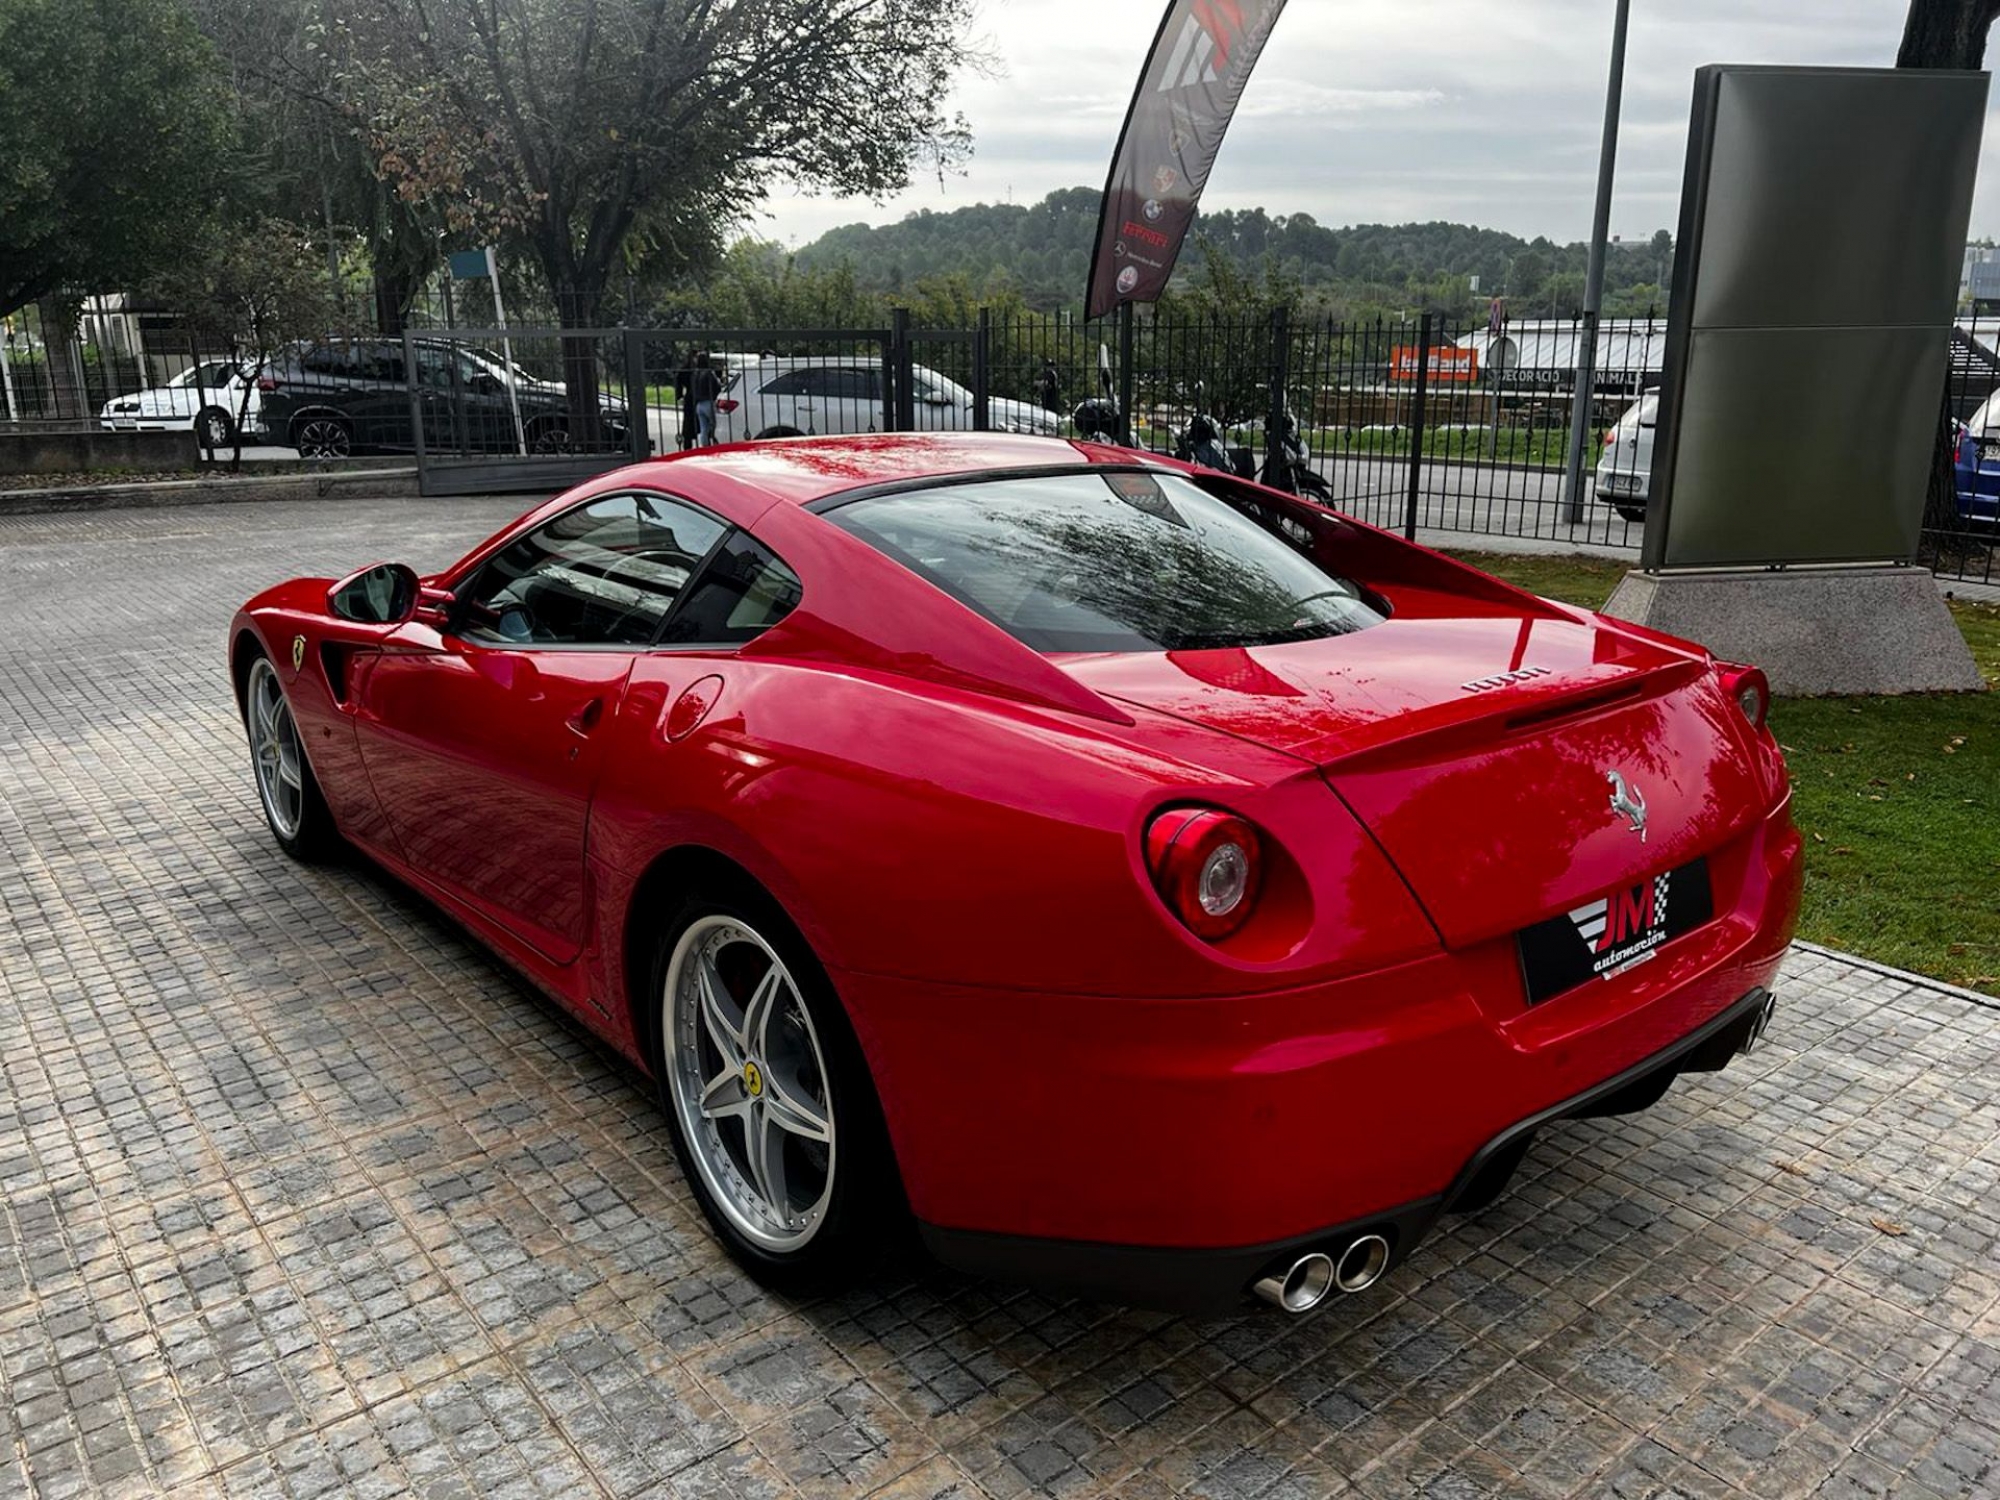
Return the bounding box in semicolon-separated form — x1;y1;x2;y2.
1039;357;1061;415
675;347;698;451
692;351;722;447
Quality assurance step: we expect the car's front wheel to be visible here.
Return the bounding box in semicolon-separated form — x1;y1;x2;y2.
652;888;897;1287
243;653;338;860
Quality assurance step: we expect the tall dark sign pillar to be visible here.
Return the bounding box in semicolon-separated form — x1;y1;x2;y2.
1607;65;1988;694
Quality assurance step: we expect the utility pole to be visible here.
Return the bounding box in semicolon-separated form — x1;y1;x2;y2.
1562;0;1632;525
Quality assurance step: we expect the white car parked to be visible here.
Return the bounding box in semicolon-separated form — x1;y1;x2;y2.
99;360;261;449
1594;391;1657;522
712;356;1062;443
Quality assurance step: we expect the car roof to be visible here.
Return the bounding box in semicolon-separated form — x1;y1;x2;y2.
584;433;1135;512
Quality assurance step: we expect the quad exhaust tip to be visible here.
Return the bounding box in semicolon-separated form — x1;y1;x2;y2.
1740;991;1778;1055
1253;1232;1393;1314
1253;1252;1335;1314
1335;1233;1390;1294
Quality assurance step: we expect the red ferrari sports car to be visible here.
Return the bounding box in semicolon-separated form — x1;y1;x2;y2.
231;433;1800;1314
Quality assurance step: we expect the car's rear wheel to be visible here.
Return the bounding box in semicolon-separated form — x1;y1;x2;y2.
243;653;338;861
527;418;575;454
652;888;896;1287
754;425;805;440
293;415;352;459
195;405;234;449
1614;503;1648;524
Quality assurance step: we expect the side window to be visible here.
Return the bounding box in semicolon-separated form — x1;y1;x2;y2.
457;493;727;647
365;345;408;384
823;368;879;401
759;368;817;396
660;533;803;645
299;345;350;378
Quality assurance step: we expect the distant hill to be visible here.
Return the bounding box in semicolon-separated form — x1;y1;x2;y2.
793;187;1673;317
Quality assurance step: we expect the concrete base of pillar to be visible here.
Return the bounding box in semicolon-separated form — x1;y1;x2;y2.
1601;566;1985;696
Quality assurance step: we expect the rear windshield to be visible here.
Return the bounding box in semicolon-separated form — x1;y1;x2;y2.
829;470;1386;653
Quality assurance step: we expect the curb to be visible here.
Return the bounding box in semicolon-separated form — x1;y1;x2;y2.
0;466;421;516
1791;939;2000;1014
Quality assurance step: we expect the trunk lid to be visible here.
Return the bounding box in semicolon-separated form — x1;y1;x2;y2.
1062;611;1765;947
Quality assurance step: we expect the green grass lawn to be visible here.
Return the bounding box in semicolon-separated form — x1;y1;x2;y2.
1447;550;2000;996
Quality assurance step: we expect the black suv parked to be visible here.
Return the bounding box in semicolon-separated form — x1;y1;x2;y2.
251;338;633;458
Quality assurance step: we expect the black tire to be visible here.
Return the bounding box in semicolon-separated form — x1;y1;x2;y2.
195;405;235;450
291;414;353;460
240;648;340;862
1296;469;1333;501
646;879;905;1291
754;425;806;440
1614;503;1648;524
527;418;575;454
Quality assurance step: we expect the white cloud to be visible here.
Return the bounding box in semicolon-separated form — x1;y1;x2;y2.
754;0;2000;249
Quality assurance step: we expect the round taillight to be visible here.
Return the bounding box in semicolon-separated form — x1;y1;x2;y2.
1145;808;1263;941
1719;663;1770;731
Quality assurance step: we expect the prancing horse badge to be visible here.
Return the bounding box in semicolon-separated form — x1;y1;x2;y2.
290;634;306;671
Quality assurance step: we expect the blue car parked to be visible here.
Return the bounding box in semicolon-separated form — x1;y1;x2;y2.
1953;416;2000;527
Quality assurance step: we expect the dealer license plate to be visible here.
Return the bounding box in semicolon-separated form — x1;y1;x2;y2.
1517;860;1713;1005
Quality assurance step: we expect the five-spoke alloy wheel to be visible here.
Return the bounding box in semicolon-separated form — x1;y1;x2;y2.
247;657;306;840
242;652;336;860
652;890;898;1284
664;915;836;1252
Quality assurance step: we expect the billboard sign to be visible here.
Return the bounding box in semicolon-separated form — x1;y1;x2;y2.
1086;0;1291;320
1390;347;1480;384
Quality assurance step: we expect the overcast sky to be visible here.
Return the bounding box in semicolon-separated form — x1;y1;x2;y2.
755;0;2000;248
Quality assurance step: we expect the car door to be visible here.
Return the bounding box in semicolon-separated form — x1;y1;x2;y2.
753;366;820;434
819;366;884;434
350;490;730;962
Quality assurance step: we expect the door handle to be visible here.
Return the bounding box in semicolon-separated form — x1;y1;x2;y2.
566;698;605;736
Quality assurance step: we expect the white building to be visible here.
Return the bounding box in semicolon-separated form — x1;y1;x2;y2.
1454;319;1669;383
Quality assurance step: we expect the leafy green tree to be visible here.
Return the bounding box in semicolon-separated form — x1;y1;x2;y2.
144;215;347;467
316;0;976;331
0;0;234;317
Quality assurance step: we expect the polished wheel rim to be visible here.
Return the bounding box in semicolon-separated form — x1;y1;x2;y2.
247;658;305;839
298;419;349;458
530;423;574;454
199;411;231;447
664;916;835;1252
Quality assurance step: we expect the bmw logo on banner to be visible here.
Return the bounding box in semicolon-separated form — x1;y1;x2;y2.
1085;0;1291;321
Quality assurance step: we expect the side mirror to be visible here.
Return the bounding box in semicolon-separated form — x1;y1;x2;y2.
327;562;420;625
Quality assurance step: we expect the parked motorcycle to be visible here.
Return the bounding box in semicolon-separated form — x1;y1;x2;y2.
1173;383;1255;478
1260;411;1333;501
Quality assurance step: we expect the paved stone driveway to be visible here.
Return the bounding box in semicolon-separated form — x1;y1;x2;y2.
1;497;1996;1500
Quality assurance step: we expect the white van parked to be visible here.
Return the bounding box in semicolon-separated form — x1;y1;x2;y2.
712;356;1061;443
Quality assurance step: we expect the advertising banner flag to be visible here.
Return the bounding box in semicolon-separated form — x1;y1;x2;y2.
1086;0;1291;320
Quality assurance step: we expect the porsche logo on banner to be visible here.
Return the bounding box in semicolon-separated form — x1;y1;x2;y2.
1085;0;1290;320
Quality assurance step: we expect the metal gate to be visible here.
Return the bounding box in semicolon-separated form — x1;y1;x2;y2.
404;327;649;497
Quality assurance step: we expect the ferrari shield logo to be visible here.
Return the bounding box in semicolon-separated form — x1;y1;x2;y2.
290;634;306;671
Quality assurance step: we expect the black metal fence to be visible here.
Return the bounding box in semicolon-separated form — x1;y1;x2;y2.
8;294;1998;587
